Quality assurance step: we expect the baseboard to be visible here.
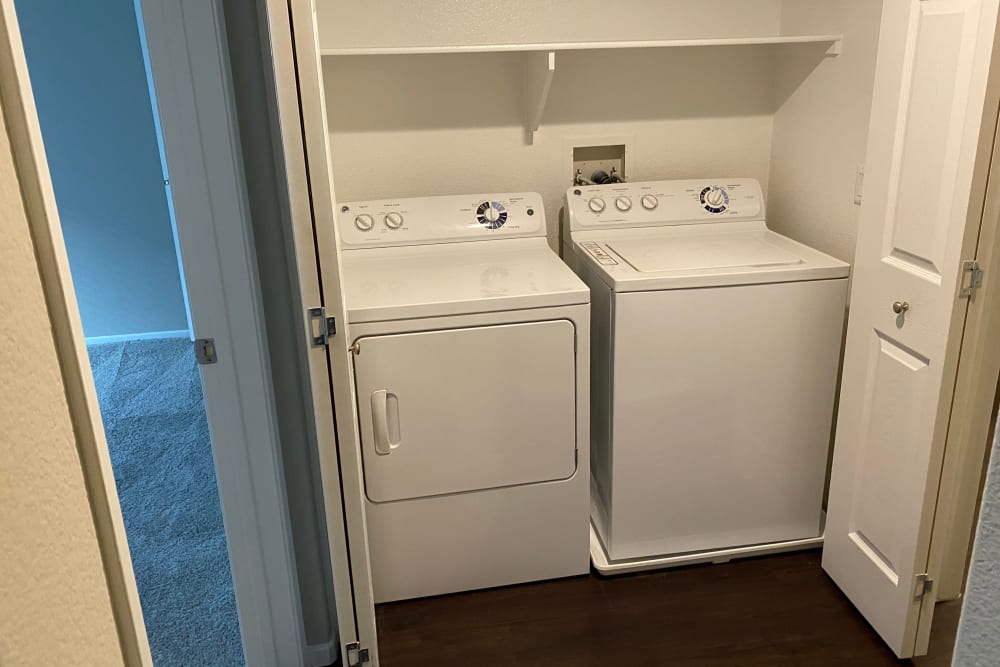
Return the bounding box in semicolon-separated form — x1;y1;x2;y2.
308;638;338;667
84;329;192;345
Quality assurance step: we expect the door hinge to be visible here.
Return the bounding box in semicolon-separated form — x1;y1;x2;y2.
308;307;337;347
345;641;370;666
914;573;934;602
194;338;217;364
959;260;984;297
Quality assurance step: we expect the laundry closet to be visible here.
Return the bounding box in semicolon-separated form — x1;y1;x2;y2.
266;1;1000;665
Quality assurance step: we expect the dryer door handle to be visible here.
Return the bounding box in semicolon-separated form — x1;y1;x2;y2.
371;389;400;455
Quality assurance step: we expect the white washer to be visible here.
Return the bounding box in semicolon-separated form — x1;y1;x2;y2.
562;179;850;574
340;192;590;602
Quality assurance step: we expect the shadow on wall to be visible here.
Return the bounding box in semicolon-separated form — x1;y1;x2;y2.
322;43;829;132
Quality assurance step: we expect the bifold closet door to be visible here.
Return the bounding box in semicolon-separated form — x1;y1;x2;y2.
823;0;1000;659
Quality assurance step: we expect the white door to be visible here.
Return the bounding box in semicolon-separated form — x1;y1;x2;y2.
264;1;379;665
354;322;577;503
823;0;1000;658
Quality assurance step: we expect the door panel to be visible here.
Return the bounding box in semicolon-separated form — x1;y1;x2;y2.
848;331;931;586
354;321;577;503
823;0;1000;658
888;6;969;279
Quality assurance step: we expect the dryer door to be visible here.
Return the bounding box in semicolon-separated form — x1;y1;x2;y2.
354;320;578;503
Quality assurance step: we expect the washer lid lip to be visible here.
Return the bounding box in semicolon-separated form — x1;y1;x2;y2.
573;223;850;291
607;233;805;273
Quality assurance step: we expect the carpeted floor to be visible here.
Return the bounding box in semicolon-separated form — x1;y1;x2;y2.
87;336;245;667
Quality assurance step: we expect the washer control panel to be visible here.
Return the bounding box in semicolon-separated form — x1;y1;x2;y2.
566;178;764;231
339;192;545;248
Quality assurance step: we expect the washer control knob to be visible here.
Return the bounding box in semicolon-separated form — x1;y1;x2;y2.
588;197;606;213
354;213;374;231
384;212;404;229
706;188;726;207
615;196;632;212
641;195;659;210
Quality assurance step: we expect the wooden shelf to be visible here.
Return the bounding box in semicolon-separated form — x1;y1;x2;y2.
321;34;843;144
321;34;843;57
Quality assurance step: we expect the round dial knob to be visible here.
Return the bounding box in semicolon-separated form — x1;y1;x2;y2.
700;186;730;214
384;212;404;229
640;195;659;210
588;197;606;213
354;213;374;231
476;201;508;229
615;196;632;212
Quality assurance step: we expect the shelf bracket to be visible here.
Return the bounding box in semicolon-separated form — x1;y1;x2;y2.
525;50;556;145
826;38;843;58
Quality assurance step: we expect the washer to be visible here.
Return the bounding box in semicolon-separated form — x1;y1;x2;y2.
340;192;590;602
562;178;850;574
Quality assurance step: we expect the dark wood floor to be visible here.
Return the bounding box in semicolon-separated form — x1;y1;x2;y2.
375;551;952;667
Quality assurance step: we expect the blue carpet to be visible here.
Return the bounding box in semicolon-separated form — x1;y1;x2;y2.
88;336;245;667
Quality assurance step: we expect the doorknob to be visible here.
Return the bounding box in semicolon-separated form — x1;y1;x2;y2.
892;301;910;314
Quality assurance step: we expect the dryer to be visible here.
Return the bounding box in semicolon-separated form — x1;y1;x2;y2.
340;193;590;602
563;179;849;574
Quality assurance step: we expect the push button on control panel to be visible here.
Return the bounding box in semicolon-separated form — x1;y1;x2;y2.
580;241;618;266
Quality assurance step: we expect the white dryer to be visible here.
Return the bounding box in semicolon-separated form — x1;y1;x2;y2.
562;179;849;574
339;193;590;602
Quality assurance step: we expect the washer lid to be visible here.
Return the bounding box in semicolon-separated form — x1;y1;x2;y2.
609;234;804;273
343;237;589;323
574;223;850;291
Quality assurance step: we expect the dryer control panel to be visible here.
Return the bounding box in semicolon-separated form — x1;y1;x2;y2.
339;192;546;249
565;178;764;232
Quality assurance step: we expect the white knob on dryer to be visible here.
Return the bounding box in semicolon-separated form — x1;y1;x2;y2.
588;197;606;213
354;214;374;231
615;196;632;212
641;195;659;210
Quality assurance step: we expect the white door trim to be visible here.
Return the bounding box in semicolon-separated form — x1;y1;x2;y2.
263;0;380;663
137;1;308;664
0;2;151;663
930;95;1000;604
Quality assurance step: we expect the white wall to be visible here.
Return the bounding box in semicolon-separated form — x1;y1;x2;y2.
317;0;784;51
319;1;880;253
324;44;778;248
0;90;124;665
768;1;884;264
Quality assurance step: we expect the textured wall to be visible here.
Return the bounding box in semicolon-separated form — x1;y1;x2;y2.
0;94;124;664
14;0;188;338
953;422;1000;667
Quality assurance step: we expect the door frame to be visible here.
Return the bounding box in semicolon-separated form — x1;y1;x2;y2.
0;0;310;664
261;0;381;663
927;88;1000;606
137;1;310;664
